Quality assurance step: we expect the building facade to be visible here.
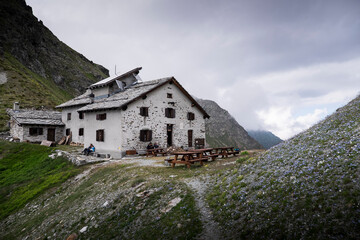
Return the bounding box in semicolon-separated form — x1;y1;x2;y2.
7;103;64;143
57;68;209;157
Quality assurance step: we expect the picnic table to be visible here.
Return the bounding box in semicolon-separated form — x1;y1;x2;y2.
146;148;166;157
193;148;218;161
168;151;208;168
213;147;239;158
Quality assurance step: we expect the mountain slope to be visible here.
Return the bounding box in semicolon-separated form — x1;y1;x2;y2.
0;0;109;130
207;95;360;239
196;98;262;150
247;130;283;149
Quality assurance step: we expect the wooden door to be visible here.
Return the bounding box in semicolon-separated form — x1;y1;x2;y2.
47;128;55;141
188;130;193;147
167;124;173;147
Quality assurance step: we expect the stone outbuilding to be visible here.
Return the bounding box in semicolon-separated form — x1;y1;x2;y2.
56;67;209;157
7;103;64;143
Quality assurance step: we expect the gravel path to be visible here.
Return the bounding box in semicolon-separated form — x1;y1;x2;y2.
185;177;222;240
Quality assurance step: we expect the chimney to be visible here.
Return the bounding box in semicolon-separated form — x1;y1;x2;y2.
13;102;19;111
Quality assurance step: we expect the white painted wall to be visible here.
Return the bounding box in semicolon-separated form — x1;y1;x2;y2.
83;110;123;157
61;106;86;144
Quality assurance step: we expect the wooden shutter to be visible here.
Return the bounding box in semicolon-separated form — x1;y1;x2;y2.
165;108;169;117
147;130;152;141
38;128;43;135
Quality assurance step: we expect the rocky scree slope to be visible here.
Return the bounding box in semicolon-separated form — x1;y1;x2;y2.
247;130;283;149
207;95;360;239
196;98;262;150
0;0;109;130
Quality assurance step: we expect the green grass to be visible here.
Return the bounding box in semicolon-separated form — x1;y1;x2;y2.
0;140;79;220
0;52;73;131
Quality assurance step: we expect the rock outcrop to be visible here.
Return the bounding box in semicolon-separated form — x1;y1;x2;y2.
196;98;263;150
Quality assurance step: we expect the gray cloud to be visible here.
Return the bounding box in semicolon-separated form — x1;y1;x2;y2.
27;0;360;138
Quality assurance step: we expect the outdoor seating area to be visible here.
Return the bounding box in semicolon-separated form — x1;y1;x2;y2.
146;148;167;157
165;147;239;168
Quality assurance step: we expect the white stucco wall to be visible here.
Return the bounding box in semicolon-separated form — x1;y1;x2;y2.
83;111;123;156
61;106;86;144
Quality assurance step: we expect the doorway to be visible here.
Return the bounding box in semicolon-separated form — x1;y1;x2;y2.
188;130;193;147
47;128;55;141
167;124;173;147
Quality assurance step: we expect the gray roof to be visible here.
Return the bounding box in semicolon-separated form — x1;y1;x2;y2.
56;92;92;108
7;109;64;126
89;67;142;89
78;78;171;112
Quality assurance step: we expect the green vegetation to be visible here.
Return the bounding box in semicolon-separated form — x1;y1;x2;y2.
0;52;73;131
0;140;79;220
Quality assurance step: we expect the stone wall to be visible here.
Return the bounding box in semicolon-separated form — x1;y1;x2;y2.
9;118;24;141
120;81;206;153
22;125;64;143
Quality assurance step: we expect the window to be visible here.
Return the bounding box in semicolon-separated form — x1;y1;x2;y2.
79;128;84;136
79;112;84;119
165;108;175;118
188;130;193;147
96;129;104;142
66;128;71;136
67;113;71;120
167;93;173;98
29;128;43;136
188;112;195;120
140;130;152;142
96;113;107;120
140;107;149;117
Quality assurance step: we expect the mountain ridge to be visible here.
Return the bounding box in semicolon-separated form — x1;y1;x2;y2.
0;0;109;130
196;98;263;150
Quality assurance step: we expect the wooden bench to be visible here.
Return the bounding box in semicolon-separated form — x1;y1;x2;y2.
146;148;166;157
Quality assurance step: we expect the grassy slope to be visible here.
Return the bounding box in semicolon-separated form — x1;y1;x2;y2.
0;52;72;131
0;140;79;220
206;96;360;239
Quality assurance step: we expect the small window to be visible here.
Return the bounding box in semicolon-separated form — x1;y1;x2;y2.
188;112;195;120
140;107;149;117
66;128;71;136
96;129;104;142
79;112;84;119
29;128;43;136
140;130;152;142
96;113;107;120
67;113;71;120
79;128;84;136
165;108;175;118
167;93;173;98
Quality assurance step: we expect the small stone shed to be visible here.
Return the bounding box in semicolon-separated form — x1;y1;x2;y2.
7;103;64;143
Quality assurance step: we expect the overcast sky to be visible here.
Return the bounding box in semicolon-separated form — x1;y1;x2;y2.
27;0;360;139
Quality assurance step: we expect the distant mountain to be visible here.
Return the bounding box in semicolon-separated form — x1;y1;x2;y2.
196;98;263;150
209;94;360;239
0;0;109;131
247;130;283;149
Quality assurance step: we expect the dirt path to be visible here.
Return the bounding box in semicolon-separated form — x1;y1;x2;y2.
185;177;222;240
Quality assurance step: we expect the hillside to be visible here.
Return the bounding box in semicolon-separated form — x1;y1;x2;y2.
247;130;283;149
196;98;263;150
207;95;360;239
0;0;109;130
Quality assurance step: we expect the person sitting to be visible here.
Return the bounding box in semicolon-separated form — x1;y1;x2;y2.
153;142;159;149
146;142;154;149
83;143;95;156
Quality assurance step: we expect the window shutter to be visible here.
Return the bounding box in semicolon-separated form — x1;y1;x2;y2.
140;130;144;141
172;109;175;118
96;114;99;120
145;107;148;116
147;130;152;141
165;108;169;117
